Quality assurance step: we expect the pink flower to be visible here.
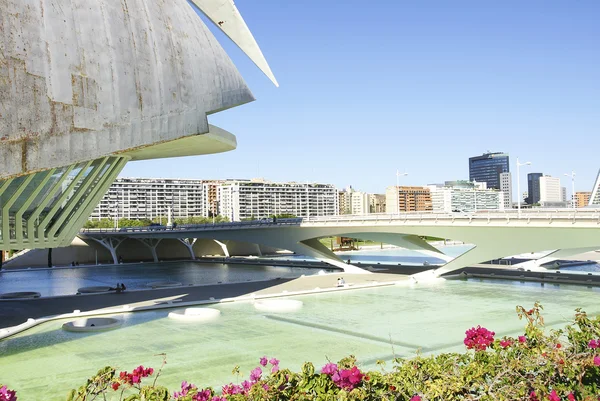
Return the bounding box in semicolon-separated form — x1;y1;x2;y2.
332;366;364;390
271;365;280;373
548;389;560;401
519;335;527;343
410;396;422;401
0;386;17;401
464;326;495;351
269;358;280;366
594;355;600;366
241;381;252;391
500;339;512;348
321;363;338;375
589;339;598;349
568;393;576;401
173;381;197;399
249;367;262;382
211;398;226;401
530;390;540;401
260;357;268;367
222;384;242;395
192;389;212;401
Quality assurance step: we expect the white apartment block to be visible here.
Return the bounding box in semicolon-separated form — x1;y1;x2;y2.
351;192;370;215
428;185;504;213
539;176;562;202
338;187;353;215
369;194;386;213
218;179;338;221
499;172;512;209
90;178;216;221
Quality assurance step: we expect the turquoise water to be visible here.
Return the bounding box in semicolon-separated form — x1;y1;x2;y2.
1;279;599;400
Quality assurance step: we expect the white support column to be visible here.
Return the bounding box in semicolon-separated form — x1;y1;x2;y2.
177;238;197;260
135;238;163;262
85;236;127;265
213;239;230;257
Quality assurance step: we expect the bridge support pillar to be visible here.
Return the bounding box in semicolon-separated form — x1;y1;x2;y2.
85;236;126;265
135;239;163;262
214;240;230;257
177;238;197;260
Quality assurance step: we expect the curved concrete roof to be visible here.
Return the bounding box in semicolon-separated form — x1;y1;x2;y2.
0;0;258;179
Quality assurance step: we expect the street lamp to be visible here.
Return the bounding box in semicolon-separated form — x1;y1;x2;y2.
564;171;576;209
396;170;408;216
517;157;532;216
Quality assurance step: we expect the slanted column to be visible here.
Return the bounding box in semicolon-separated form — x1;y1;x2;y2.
135;238;163;262
85;236;127;265
213;240;230;257
177;238;197;260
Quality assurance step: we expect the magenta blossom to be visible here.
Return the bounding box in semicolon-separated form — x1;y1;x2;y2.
259;357;268;367
0;386;17;401
500;339;512;348
241;380;252;391
222;384;243;395
192;389;212;401
271;365;280;373
567;393;576;401
589;339;599;349
269;357;280;366
249;367;262;382
548;389;560;401
173;381;197;399
211;398;226;401
519;336;527;344
332;366;364;390
464;326;495;351
594;355;600;366
410;396;422;401
321;362;338;375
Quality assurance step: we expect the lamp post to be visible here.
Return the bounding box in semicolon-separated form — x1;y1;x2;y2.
564;171;576;209
517;157;532;216
396;170;408;216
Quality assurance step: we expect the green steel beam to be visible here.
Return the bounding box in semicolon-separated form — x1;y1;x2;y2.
14;170;55;244
26;166;75;247
47;158;109;239
61;157;129;247
0;179;13;242
2;174;35;243
38;161;93;239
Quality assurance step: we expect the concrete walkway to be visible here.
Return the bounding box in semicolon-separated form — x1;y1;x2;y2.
0;272;410;332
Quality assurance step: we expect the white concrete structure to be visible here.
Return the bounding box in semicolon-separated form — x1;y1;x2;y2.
561;187;568;203
540;176;562;202
90;178;219;221
369;194;386;213
590;169;600;206
351;192;370;215
0;0;277;250
218;180;338;221
500;172;512;209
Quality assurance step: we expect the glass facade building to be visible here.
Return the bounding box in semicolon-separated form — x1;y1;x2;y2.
527;173;543;205
468;152;510;190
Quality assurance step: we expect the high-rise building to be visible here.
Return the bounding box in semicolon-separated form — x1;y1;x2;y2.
468;152;510;190
218;179;338;221
575;192;592;208
499;172;512;209
527;173;543;205
428;182;504;213
351;192;370;215
385;186;432;213
369;194;386;213
561;187;567;203
590;169;600;207
338;187;353;215
90;178;213;221
539;176;567;207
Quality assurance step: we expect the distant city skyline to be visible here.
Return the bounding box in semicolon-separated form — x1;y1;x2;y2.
120;1;599;198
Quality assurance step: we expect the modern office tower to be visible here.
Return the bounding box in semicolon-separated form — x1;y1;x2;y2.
539;176;568;207
561;187;568;203
218;179;339;221
369;194;386;213
385;186;432;213
527;173;543;205
90;178;219;221
575;192;592;208
590;169;600;206
499;172;513;209
468;152;510;190
428;182;504;213
0;0;277;251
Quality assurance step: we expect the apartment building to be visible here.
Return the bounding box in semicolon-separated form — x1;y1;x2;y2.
385;186;432;213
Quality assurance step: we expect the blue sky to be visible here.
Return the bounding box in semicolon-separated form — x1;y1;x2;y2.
120;0;600;198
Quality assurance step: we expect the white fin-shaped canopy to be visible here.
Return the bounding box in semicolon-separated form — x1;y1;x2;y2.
190;0;279;87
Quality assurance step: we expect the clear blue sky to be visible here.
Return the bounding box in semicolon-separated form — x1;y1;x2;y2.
120;0;600;198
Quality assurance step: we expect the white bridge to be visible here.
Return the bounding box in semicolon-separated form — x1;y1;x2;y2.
77;209;600;276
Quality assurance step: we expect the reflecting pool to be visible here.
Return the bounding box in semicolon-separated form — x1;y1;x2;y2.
1;279;599;400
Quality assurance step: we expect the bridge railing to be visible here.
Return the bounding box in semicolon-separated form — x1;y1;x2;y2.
79;217;304;234
303;208;600;223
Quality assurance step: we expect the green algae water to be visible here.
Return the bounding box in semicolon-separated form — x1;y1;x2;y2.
1;279;599;400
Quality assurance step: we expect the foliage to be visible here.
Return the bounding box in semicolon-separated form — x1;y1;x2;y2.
84;216;230;229
5;304;600;401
